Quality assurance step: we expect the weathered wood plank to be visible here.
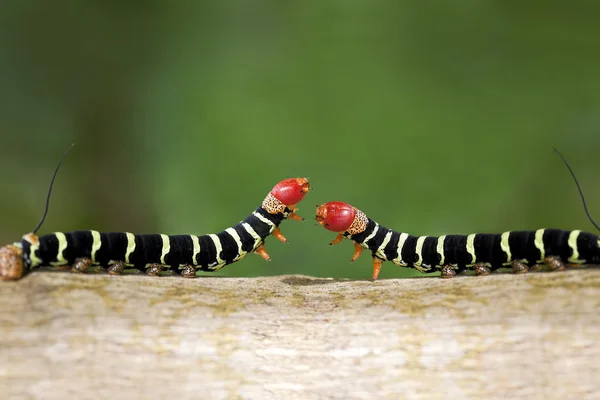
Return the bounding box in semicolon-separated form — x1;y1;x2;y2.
1;269;599;399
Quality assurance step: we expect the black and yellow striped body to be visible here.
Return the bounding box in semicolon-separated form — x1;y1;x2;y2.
21;207;285;273
347;218;600;273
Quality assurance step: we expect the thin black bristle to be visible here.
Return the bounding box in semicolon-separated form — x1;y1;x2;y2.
31;143;75;234
553;147;600;232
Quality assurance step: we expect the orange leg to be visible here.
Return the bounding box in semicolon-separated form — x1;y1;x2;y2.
329;233;344;246
351;242;364;262
272;227;288;243
288;210;304;221
371;257;383;281
254;244;271;262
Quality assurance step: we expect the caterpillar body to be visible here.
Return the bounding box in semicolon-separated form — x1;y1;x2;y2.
315;201;600;280
0;177;311;280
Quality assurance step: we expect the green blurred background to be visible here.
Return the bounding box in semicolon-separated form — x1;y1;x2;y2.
1;1;599;279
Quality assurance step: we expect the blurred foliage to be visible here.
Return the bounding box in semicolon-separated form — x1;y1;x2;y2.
1;1;600;279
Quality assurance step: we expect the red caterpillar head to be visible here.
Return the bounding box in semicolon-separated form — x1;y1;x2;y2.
315;201;356;232
271;178;311;206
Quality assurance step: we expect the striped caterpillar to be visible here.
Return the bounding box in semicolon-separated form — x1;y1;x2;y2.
315;151;600;280
0;148;311;280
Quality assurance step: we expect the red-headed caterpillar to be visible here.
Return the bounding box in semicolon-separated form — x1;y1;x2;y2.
0;146;311;280
315;149;600;280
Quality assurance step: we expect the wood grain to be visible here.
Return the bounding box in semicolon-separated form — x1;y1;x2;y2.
1;269;599;399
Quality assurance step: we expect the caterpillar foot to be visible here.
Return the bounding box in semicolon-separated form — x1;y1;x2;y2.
511;260;529;274
71;257;92;273
440;265;456;279
530;264;543;272
544;256;566;271
288;208;305;221
371;257;383;281
350;242;364;262
329;233;344;246
473;263;490;276
254;244;271;262
180;265;196;279
567;263;583;269
272;227;289;244
146;263;164;277
108;261;126;275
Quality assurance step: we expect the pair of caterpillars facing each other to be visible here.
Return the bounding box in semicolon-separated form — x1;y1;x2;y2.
1;148;600;281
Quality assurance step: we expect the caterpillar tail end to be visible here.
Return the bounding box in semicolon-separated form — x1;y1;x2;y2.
0;244;24;280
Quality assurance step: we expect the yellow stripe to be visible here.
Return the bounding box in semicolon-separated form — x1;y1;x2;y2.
414;236;426;267
160;234;170;264
362;224;379;248
392;233;409;266
50;232;68;266
225;227;246;261
190;235;200;265
466;234;477;265
208;233;224;267
501;231;512;264
242;222;262;251
25;236;42;267
375;231;392;260
414;236;432;272
534;229;545;262
90;230;102;263
125;232;136;264
568;230;584;263
252;211;275;232
437;235;446;265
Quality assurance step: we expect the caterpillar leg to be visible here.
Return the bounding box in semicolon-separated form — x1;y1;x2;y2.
371;257;383;281
329;233;344;246
530;264;543;272
146;263;164;277
511;260;529;274
108;260;126;275
473;263;490;276
254;244;271;262
287;205;305;221
272;228;289;244
350;242;364;262
71;257;92;273
180;265;196;278
440;265;456;279
544;256;566;271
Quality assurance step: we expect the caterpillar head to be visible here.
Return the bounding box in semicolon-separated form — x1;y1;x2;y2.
262;178;310;217
0;244;24;280
271;178;311;206
315;201;356;232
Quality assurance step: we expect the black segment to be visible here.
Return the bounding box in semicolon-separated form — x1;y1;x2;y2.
233;223;256;253
383;231;401;261
443;235;468;266
578;231;600;262
37;233;59;264
400;236;418;266
366;226;388;253
421;236;439;266
64;231;93;263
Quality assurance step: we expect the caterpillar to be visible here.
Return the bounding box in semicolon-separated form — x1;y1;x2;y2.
315;151;600;280
0;148;311;280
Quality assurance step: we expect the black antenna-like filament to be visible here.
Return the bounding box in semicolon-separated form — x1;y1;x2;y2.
553;147;600;232
31;143;75;234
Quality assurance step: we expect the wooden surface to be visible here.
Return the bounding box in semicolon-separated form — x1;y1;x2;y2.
1;268;599;399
